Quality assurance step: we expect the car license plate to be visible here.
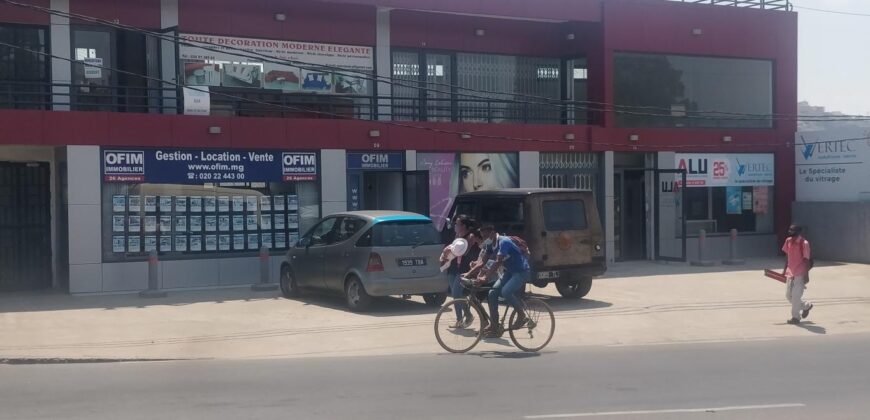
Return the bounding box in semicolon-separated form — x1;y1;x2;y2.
537;271;560;280
397;257;427;267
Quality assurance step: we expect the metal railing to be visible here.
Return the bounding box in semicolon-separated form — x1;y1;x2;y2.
0;81;599;126
667;0;792;10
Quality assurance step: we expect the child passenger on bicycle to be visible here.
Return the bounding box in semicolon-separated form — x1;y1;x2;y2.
474;224;531;337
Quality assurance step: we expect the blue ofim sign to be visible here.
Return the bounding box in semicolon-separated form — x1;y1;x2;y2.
102;148;318;183
346;152;404;171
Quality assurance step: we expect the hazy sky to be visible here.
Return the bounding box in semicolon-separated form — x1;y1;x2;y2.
796;0;870;115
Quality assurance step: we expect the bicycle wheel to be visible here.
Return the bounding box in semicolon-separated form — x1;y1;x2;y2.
509;298;555;352
434;299;484;353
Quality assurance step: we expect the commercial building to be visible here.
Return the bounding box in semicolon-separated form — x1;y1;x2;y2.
0;0;797;293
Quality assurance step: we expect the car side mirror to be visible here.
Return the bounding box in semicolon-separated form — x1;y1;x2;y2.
297;237;311;248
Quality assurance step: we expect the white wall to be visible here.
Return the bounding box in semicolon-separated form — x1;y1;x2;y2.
50;0;71;111
66;146;104;293
160;0;180;114
321;149;347;215
376;7;391;120
603;151;615;263
519;151;539;188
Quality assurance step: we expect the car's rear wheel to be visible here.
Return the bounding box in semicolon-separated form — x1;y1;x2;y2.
279;265;301;298
345;276;373;312
556;276;593;299
423;293;447;306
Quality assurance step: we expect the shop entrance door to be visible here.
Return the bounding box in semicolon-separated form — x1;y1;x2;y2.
616;170;646;261
357;171;430;215
362;171;404;210
403;170;429;216
0;162;52;291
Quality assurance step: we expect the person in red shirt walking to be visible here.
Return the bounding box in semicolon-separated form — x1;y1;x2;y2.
782;224;813;325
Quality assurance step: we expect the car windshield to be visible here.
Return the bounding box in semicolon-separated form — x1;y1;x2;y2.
371;220;440;247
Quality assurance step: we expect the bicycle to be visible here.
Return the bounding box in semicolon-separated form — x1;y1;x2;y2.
434;276;555;353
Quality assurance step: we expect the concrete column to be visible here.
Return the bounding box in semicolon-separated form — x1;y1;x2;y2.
405;150;416;171
656;151;678;260
160;0;180;114
376;7;392;120
67;146;104;293
604;151;615;263
519;151;540;188
321;149;348;215
50;0;71;111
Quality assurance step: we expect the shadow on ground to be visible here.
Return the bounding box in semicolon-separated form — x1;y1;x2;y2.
600;258;846;279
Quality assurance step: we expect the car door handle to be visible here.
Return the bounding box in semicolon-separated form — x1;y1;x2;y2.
342;252;350;257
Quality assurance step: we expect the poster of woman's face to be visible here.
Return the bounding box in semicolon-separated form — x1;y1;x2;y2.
417;152;519;230
458;153;519;193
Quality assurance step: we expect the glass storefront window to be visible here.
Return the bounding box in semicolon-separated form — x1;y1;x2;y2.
684;186;774;235
102;182;320;262
614;53;773;128
456;53;561;124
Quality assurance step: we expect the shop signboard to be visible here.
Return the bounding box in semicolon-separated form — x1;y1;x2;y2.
675;153;774;187
795;128;870;202
102;149;318;183
179;33;373;95
179;34;374;72
346;152;404;171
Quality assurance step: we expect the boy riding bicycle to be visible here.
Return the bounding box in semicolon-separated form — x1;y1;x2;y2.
472;225;531;338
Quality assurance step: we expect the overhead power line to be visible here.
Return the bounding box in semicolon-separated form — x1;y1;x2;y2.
794;5;870;17
4;0;870;122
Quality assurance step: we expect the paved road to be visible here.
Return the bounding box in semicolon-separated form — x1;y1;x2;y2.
3;333;869;420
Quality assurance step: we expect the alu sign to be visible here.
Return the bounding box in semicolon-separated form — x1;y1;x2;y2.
674;153;774;187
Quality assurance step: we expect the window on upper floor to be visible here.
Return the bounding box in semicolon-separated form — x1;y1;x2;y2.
614;53;773;129
0;24;49;110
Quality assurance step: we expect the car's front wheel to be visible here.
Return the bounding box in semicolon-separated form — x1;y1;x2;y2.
279;265;301;298
555;276;593;299
345;276;373;312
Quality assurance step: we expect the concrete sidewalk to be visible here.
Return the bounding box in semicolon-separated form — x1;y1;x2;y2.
1;258;869;361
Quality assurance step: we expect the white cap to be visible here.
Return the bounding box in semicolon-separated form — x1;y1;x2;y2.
450;238;468;257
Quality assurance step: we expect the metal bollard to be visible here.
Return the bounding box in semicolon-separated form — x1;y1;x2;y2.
690;229;716;267
722;228;745;265
252;245;278;291
139;250;167;298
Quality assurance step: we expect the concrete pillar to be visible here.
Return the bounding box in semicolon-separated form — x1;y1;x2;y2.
604;151;615;263
405;150;416;171
656;151;678;260
160;0;179;114
67;146;104;293
376;7;392;120
321;149;348;215
519;151;540;188
50;0;71;111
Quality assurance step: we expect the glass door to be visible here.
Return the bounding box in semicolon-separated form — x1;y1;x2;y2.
403;170;430;216
72;27;115;111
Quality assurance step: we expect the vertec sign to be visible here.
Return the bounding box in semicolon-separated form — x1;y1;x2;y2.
675;153;774;187
796;128;870;202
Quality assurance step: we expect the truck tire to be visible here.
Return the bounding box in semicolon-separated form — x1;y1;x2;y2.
556;276;593;299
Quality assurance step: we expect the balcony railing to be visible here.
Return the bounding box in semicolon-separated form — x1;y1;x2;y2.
666;0;792;10
0;81;600;126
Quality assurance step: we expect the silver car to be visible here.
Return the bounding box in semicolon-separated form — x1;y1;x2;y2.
280;211;449;311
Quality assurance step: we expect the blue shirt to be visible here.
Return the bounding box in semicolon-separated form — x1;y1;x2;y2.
496;236;530;274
